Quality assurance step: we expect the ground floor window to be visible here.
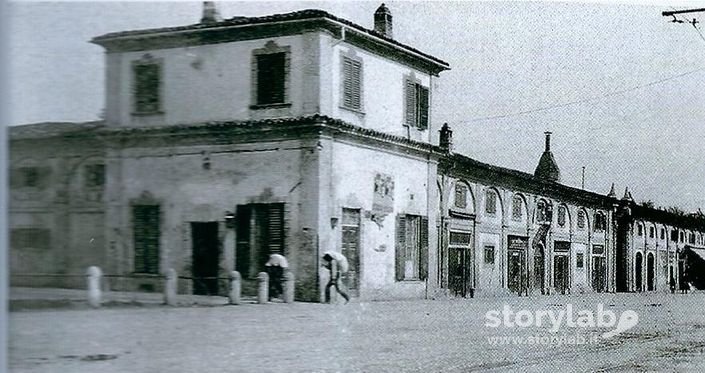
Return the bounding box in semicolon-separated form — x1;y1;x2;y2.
395;214;429;281
235;203;285;279
133;205;160;274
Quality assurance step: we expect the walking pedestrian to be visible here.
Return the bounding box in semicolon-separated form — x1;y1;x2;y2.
265;254;288;301
670;274;676;294
322;251;350;304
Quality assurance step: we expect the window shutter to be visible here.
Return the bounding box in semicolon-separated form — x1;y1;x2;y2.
257;53;286;105
419;216;429;280
267;204;285;255
235;205;251;276
404;79;416;126
417;85;429;130
343;58;353;108
133;205;160;274
395;214;407;281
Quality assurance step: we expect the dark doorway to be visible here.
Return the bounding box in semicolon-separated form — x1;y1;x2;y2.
647;253;655;291
615;214;631;292
534;244;545;294
449;247;471;297
592;256;606;292
553;255;569;294
635;252;643;292
507;249;526;295
191;222;220;295
235;203;285;279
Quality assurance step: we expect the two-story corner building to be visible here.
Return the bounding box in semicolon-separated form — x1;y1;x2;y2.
9;3;450;301
8;4;705;301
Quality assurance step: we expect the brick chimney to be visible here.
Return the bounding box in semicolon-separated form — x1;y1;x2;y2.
439;123;453;152
201;1;222;24
374;3;393;38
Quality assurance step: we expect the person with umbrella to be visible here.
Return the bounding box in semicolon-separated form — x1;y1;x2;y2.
265;253;288;301
322;251;350;304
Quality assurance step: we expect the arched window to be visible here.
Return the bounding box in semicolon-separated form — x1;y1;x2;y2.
537;200;549;223
511;195;523;221
577;210;586;229
660;228;665;240
557;205;567;227
454;183;468;209
637;224;643;236
649;226;655;238
485;189;497;214
593;212;606;231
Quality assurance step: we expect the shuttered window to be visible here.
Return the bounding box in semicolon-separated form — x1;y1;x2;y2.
256;53;286;105
235;203;285;278
133;205;160;274
342;57;362;111
395;214;429;281
404;79;430;130
133;62;161;113
485;190;497;214
85;164;105;188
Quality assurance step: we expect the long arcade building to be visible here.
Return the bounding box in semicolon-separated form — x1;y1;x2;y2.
9;4;705;301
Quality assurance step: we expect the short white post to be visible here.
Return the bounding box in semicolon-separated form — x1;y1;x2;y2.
257;272;269;304
229;271;241;305
86;266;102;308
284;271;295;303
164;268;177;306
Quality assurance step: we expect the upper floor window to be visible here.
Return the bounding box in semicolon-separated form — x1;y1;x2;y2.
536;200;550;223
660;228;665;240
132;56;162;114
593;212;606;231
341;56;363;111
85;164;105;188
557;205;567;227
680;231;685;243
251;41;290;108
404;77;429;130
485;189;497;215
637;224;643;236
690;233;696;244
454;184;468;209
511;196;523;221
577;210;586;229
649;226;655;238
671;229;679;242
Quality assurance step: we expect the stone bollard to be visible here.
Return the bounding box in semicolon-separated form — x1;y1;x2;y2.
86;266;102;308
283;271;295;303
257;272;269;304
164;268;177;306
229;271;241;305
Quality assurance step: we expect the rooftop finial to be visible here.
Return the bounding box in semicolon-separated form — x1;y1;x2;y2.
544;131;552;152
607;183;617;198
622;187;633;201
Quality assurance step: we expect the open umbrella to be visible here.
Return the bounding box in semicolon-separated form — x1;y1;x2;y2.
322;251;349;272
265;253;289;268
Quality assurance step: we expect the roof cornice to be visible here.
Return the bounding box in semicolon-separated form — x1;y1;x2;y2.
90;9;450;75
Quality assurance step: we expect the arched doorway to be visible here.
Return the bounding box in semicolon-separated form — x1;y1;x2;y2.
647;253;655;291
534;243;545;294
635;252;643;292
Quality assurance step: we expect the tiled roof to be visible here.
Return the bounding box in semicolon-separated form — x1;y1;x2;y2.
9;121;104;140
91;9;449;69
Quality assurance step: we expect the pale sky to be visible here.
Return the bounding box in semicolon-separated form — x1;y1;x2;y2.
5;1;705;211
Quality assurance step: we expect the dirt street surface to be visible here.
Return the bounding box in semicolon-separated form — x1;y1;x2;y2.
9;292;705;372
